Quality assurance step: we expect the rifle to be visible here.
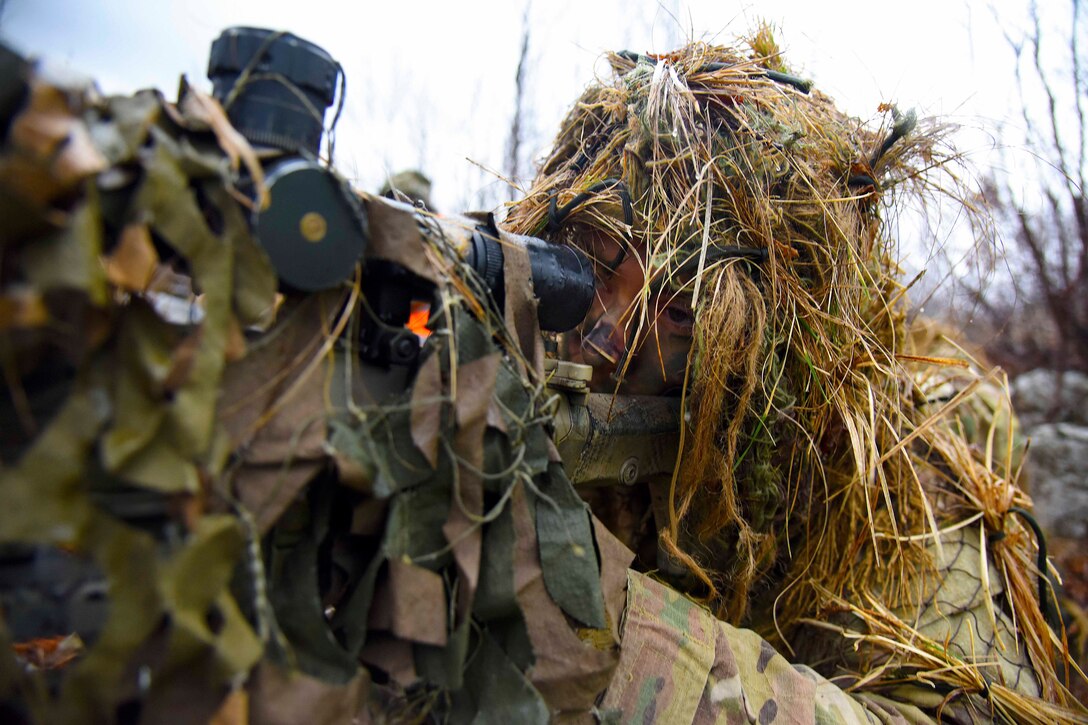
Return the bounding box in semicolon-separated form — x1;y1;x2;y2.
0;27;681;722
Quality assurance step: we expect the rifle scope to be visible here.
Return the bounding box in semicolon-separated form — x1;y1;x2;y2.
208;26;594;333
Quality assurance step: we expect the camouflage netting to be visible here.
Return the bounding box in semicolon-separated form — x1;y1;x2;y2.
0;45;623;723
504;30;1087;720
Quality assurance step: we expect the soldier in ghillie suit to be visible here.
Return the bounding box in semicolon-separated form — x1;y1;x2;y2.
379;169;434;210
504;31;1087;723
0;26;1085;725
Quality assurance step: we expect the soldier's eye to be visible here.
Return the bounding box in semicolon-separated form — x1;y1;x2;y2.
583;231;627;272
597;270;615;295
602;246;626;272
664;304;694;330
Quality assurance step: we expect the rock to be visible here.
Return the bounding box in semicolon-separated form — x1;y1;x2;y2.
1011;369;1088;427
1023;422;1088;540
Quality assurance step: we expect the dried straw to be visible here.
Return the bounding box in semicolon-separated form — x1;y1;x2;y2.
505;28;1085;715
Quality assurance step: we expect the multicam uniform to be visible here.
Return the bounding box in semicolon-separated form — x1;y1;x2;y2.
0;36;1083;725
602;530;1048;724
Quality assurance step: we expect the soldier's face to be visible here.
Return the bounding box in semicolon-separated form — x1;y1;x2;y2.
566;232;695;395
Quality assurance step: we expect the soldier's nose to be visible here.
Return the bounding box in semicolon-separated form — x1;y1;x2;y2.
581;319;626;367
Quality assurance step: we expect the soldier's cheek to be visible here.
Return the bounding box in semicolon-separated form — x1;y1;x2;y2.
662;331;693;372
660;343;692;391
641;331;693;395
616;365;662;395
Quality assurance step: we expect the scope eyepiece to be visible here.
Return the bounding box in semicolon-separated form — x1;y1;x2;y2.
521;235;596;333
468;223;595;333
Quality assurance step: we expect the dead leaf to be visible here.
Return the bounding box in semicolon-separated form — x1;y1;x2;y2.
443;353;501;621
11;633;84;671
208;689;249;725
218;292;334;456
333;448;372;492
178;81;267;211
501;234;544;372
592;516;636;645
358;634;419;688
362;196;439;284
388;558;448;647
454;353;500;431
510;485;617;712
247;660;368;725
409;351;443;468
0;287;49;329
235;461;322;535
103;223;159;292
163;326;203;392
486;399;508;433
5;78;106;206
350;498;387;536
224;314;247;362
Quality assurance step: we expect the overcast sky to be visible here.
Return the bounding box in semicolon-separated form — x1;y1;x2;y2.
0;0;1036;212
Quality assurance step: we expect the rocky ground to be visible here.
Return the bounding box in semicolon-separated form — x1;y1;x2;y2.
1011;370;1088;701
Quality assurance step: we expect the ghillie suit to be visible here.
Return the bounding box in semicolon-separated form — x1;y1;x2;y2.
505;32;1087;722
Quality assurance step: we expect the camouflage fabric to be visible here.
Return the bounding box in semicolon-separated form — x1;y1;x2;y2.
601;561;1044;725
904;527;1041;698
0;48;273;723
601;570;881;724
792;524;1056;723
0;45;621;723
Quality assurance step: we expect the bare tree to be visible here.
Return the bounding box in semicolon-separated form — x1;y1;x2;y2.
960;0;1087;376
504;1;532;202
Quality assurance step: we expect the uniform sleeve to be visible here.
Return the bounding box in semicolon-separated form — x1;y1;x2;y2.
598;570;931;725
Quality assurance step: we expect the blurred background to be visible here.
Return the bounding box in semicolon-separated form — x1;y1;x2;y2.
0;0;1028;208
